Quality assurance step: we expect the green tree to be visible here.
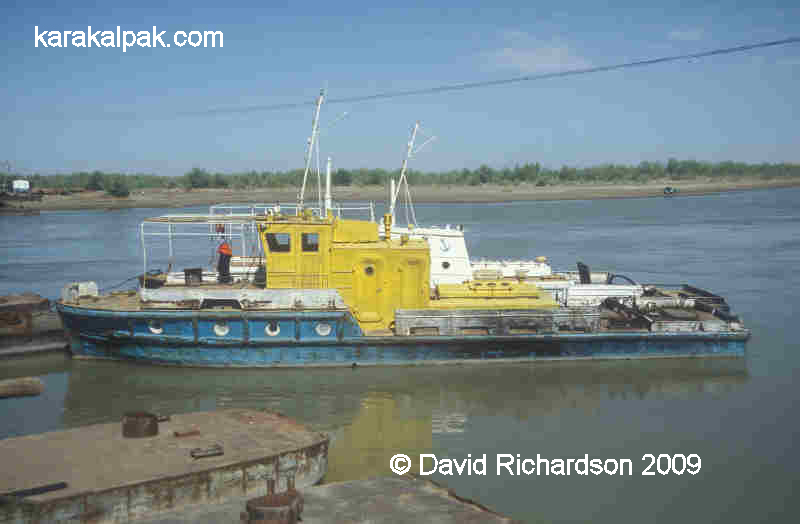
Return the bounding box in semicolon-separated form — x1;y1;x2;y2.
105;175;130;197
478;165;492;184
332;169;352;186
87;171;105;190
184;168;211;189
212;173;229;188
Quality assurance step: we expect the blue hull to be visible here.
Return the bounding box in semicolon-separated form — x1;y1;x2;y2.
57;304;747;367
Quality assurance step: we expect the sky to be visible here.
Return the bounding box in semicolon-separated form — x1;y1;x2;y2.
2;1;799;176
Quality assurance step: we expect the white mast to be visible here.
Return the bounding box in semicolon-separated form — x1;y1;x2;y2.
325;156;333;216
389;178;396;221
392;122;418;218
316;132;322;214
390;122;436;227
298;89;325;212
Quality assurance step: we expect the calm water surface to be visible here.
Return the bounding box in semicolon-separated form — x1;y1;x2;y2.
1;188;798;523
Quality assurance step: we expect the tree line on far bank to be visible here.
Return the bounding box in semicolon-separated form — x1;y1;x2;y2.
2;159;799;197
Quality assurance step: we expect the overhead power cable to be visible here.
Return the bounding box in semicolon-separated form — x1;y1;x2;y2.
183;36;800;117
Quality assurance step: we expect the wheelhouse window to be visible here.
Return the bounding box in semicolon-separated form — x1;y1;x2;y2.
266;233;291;252
302;233;319;252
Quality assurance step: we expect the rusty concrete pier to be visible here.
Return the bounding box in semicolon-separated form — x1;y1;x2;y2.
0;294;66;358
141;476;519;524
0;409;328;523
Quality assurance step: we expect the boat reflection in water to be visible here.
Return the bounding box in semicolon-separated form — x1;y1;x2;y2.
59;357;748;481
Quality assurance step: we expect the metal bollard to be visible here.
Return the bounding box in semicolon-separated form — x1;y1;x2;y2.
240;476;304;524
121;412;158;438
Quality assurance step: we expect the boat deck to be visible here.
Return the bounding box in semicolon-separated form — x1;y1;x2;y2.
60;283;737;335
67;282;260;311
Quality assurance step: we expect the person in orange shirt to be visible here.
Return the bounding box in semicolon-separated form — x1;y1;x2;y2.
217;241;233;284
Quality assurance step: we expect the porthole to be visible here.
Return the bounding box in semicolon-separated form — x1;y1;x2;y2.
213;321;230;337
315;322;332;336
442;261;451;269
364;266;375;276
265;321;280;336
148;320;163;335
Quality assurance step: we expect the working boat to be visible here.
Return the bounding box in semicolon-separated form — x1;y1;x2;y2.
55;91;749;367
56;208;748;367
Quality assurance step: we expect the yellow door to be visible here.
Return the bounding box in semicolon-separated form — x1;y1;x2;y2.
354;258;383;323
400;258;425;307
298;229;328;288
263;228;295;288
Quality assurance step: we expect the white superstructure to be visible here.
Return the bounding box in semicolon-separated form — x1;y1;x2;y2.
384;121;644;305
390;225;472;286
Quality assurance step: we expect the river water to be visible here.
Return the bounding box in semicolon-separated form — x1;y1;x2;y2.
1;188;798;523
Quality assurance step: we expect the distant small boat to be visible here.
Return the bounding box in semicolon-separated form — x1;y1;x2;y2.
664;186;679;196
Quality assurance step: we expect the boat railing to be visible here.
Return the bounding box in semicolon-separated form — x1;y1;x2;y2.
140;215;265;282
332;203;376;222
210;203;319;217
209;202;376;222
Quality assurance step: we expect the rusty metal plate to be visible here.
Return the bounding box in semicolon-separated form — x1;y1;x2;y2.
122;412;159;438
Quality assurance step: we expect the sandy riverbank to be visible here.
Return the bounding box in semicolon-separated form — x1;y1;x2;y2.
8;177;800;211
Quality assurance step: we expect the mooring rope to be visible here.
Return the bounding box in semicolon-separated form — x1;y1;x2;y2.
99;275;141;293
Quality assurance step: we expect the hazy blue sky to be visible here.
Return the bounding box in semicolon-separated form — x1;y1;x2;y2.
2;1;799;176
